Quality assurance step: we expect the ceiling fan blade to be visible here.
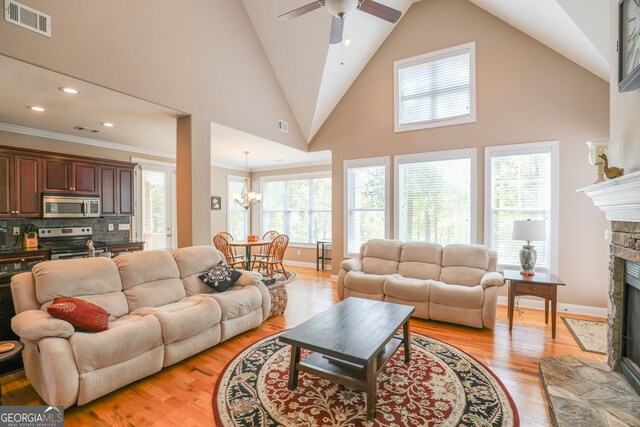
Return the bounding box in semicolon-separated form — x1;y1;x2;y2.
278;1;323;22
330;16;344;44
358;0;402;23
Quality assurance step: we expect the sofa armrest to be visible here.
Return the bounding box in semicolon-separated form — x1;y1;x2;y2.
340;258;362;272
481;272;505;288
12;310;75;341
234;270;263;287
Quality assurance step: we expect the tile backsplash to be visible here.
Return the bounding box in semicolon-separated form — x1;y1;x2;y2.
0;217;131;245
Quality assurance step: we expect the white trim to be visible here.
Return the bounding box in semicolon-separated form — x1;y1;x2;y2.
497;296;607;318
394;148;477;244
283;260;332;270
394;42;476;133
260;170;331;183
210;160;331;172
484;141;559;274
0;122;175;159
228;175;250;238
343;156;391;257
131;157;175;168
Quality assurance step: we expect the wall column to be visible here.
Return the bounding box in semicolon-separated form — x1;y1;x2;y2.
176;115;212;247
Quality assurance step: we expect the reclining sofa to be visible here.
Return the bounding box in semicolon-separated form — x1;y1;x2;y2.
338;240;504;329
10;245;270;408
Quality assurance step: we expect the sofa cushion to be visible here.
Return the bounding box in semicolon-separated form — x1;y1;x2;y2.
69;314;162;374
430;281;484;309
172;245;223;279
361;239;402;275
383;275;430;302
439;244;490;286
115;251;185;311
47;297;109;332
398;242;443;280
201;286;262;321
343;271;387;295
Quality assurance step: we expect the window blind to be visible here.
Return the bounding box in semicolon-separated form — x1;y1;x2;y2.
398;50;471;126
228;177;249;239
489;150;551;269
347;165;386;254
141;169;169;250
398;157;471;244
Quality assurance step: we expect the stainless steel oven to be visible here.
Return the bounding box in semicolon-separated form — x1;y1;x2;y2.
42;195;100;218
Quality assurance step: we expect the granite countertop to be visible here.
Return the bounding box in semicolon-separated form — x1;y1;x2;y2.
93;240;145;246
0;246;50;256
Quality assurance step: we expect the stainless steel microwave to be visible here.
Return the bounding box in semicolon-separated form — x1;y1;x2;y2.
42;195;101;218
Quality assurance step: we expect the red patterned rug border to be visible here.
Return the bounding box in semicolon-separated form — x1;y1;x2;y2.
212;329;520;426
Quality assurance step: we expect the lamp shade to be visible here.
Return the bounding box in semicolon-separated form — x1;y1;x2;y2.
512;219;546;242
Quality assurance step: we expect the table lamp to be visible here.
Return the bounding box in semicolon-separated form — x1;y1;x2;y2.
512;219;547;276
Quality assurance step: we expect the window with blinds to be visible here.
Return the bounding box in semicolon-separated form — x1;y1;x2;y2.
261;174;331;244
228;176;249;239
140;168;170;251
395;42;475;132
345;158;389;255
396;151;474;244
486;143;556;271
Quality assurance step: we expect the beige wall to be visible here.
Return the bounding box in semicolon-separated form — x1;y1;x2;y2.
609;0;640;172
249;164;332;266
211;166;248;237
0;0;308;244
310;0;610;308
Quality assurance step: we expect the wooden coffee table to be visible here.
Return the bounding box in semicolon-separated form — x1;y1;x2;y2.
280;297;414;421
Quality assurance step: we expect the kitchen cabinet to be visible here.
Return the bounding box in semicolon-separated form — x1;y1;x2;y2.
42;159;97;194
0;154;41;218
107;242;144;256
99;166;135;216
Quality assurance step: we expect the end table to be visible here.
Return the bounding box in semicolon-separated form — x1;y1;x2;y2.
504;270;565;339
0;340;24;405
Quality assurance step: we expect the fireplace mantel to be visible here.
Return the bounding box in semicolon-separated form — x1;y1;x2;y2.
578;170;640;222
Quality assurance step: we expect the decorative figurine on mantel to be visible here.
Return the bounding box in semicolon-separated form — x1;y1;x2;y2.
599;154;624;180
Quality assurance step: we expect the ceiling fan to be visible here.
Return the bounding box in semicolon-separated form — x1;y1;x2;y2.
278;0;402;45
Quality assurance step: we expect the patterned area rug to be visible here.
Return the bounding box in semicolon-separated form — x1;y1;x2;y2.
213;332;519;426
561;317;608;355
273;271;297;285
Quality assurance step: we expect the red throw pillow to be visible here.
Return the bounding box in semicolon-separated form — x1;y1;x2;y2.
47;297;109;332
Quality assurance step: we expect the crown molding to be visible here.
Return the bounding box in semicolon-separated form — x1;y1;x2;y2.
0;122;176;159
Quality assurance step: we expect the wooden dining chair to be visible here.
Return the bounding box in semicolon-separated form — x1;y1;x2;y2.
213;234;245;268
251;230;280;269
255;234;289;278
215;231;241;257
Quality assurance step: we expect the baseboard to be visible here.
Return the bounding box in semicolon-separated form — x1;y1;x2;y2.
497;296;607;318
282;260;332;270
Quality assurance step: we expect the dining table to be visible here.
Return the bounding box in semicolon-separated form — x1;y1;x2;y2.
229;240;271;270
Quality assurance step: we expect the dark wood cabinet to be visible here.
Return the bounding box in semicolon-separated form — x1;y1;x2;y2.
108;242;144;257
72;162;98;194
0;154;41;218
0;154;11;217
42;159;71;192
99;166;135;216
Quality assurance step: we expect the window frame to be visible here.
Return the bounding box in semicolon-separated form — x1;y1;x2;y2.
343;156;391;257
227;174;251;239
258;171;331;246
394;148;478;244
394;41;476;133
484;141;559;273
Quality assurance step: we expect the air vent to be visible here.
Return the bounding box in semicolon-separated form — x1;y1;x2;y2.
74;126;99;133
278;120;289;133
4;0;51;37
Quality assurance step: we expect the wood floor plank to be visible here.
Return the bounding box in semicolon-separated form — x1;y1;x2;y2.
1;266;604;426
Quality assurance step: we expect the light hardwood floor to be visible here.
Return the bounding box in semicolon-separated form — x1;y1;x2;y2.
1;266;605;426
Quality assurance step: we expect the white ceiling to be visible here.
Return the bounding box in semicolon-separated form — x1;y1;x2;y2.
211;123;331;171
242;0;414;143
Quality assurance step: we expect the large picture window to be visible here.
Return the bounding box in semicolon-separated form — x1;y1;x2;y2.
485;142;558;272
260;173;331;244
344;157;390;255
395;149;476;244
228;175;250;239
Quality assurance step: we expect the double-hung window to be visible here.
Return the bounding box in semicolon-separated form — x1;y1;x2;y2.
344;157;390;256
227;175;250;239
485;141;558;272
395;149;476;244
260;173;331;244
395;42;476;132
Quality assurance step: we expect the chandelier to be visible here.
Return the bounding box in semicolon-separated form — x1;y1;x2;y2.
232;151;262;210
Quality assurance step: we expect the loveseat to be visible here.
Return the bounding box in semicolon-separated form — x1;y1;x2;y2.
10;245;271;408
337;240;504;329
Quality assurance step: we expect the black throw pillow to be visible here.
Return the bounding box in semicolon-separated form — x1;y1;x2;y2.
200;261;242;292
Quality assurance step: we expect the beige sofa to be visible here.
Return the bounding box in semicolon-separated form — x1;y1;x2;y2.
10;245;270;408
337;240;504;329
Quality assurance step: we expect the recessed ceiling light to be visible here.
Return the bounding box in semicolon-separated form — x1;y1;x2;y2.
344;38;351;47
59;87;79;94
101;122;115;127
28;106;47;112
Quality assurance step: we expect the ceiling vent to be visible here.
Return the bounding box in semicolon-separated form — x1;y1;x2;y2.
278;120;289;134
4;0;51;37
74;126;99;134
